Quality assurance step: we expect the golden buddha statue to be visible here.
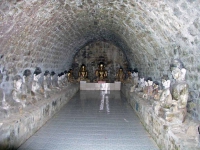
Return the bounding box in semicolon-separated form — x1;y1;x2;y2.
95;62;108;82
78;64;89;82
116;68;125;82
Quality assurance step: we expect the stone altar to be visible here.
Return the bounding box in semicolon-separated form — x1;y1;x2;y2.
80;81;121;90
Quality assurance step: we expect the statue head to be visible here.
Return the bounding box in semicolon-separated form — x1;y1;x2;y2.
69;69;73;74
170;59;186;81
23;69;31;77
58;72;64;80
13;75;22;90
44;70;50;77
99;62;105;70
161;75;170;89
81;64;86;71
153;81;159;88
64;70;68;75
146;77;153;86
23;69;31;83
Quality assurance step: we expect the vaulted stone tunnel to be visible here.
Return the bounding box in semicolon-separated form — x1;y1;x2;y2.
0;0;200;149
1;0;199;118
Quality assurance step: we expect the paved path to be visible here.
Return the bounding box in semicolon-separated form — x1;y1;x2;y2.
18;91;159;150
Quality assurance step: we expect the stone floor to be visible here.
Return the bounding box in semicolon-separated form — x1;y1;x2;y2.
18;91;159;150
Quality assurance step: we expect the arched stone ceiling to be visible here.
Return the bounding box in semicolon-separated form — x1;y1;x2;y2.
0;0;199;80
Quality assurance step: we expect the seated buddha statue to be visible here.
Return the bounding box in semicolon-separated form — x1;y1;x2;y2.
116;68;125;82
95;62;108;82
67;69;76;83
22;69;32;95
44;70;51;91
169;59;189;123
143;77;154;99
31;67;44;100
132;68;139;86
77;64;89;82
153;75;173;118
58;72;67;87
152;81;160;100
126;70;133;81
12;75;26;107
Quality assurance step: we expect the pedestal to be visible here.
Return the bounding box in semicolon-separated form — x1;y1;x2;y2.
80;81;121;90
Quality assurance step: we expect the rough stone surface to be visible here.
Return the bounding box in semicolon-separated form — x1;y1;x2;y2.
0;84;79;150
0;0;200;119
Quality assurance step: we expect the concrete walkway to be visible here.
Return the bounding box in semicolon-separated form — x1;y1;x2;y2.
18;91;159;150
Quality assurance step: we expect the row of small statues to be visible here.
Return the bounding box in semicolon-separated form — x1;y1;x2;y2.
2;68;75;110
2;62;129;111
129;59;188;124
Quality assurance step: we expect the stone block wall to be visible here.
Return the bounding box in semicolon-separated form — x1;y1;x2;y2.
0;84;79;150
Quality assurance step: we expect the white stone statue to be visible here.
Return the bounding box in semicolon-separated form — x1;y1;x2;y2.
169;59;189;123
130;69;139;92
31;68;44;99
133;71;139;86
135;77;145;92
153;75;172;118
143;78;153;99
12;75;26;107
58;73;65;88
1;90;10;109
43;71;51;92
22;69;32;95
50;71;60;90
152;81;160;100
63;70;68;85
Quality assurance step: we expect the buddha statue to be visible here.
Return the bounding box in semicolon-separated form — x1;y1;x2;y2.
132;68;139;86
44;70;51;91
0;72;10;109
50;71;60;90
58;72;66;88
77;64;89;82
95;62;108;82
126;70;133;81
169;59;189;123
153;75;173;117
135;77;145;92
116;68;125;82
22;69;32;95
12;75;26;107
61;72;68;86
143;80;149;99
152;81;160;100
31;67;44;99
1;90;10;109
67;69;76;83
64;70;68;84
